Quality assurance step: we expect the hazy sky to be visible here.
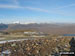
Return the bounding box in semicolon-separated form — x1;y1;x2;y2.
0;0;75;24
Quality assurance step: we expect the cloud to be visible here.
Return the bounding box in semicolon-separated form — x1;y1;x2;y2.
0;4;22;8
0;3;75;16
0;0;19;5
55;4;75;9
0;0;49;13
25;7;49;13
0;4;49;13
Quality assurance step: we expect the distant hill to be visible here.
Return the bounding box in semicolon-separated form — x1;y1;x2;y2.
0;23;75;34
0;24;8;30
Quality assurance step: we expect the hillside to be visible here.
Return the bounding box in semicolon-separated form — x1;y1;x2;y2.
0;23;75;34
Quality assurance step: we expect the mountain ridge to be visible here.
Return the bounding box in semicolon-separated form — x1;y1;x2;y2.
0;23;75;34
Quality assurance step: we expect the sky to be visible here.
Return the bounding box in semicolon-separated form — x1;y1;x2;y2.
0;0;75;24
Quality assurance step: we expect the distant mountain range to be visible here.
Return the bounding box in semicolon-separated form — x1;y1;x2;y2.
0;23;75;34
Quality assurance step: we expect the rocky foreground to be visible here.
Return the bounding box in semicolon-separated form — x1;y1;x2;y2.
0;36;74;56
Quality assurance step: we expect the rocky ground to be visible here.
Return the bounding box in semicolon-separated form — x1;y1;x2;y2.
0;36;74;56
